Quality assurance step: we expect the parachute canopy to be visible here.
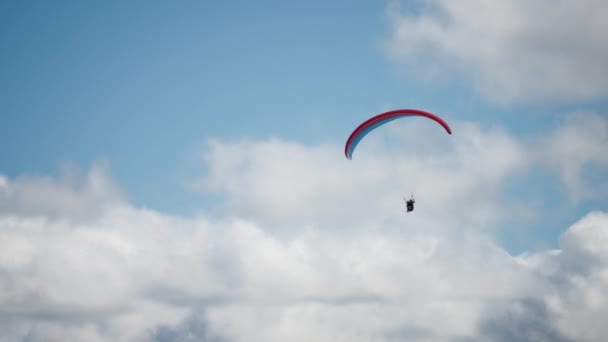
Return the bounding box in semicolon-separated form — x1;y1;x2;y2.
344;109;452;159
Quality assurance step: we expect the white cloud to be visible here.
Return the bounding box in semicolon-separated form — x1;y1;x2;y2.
0;162;125;221
198;120;528;232
517;211;608;342
384;0;608;104
1;115;608;341
536;112;608;201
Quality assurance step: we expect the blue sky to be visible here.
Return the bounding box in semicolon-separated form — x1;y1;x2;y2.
0;1;606;251
1;0;398;209
2;1;608;341
2;1;607;254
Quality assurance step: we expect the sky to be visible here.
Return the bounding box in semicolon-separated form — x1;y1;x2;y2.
1;0;608;341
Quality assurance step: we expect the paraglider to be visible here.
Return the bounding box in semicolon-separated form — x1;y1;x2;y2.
344;109;452;214
344;108;452;160
404;196;415;213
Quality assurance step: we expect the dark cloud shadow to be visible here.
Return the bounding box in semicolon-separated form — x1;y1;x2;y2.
152;313;226;342
477;298;572;342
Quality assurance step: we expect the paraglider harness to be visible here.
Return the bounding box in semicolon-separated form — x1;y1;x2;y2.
405;196;415;213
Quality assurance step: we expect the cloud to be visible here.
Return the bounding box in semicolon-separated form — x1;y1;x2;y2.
198;119;528;231
517;211;608;342
1;116;608;341
152;313;225;342
0;161;125;221
535;112;608;201
384;0;608;104
478;298;573;342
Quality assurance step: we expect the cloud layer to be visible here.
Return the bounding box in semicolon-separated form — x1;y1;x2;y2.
1;115;607;341
384;0;608;104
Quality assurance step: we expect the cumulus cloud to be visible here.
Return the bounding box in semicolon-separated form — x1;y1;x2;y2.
0;162;125;221
199;119;528;231
384;0;608;104
517;211;608;342
1;115;608;341
477;298;573;342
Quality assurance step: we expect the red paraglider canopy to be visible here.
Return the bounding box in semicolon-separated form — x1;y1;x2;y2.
344;109;452;159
